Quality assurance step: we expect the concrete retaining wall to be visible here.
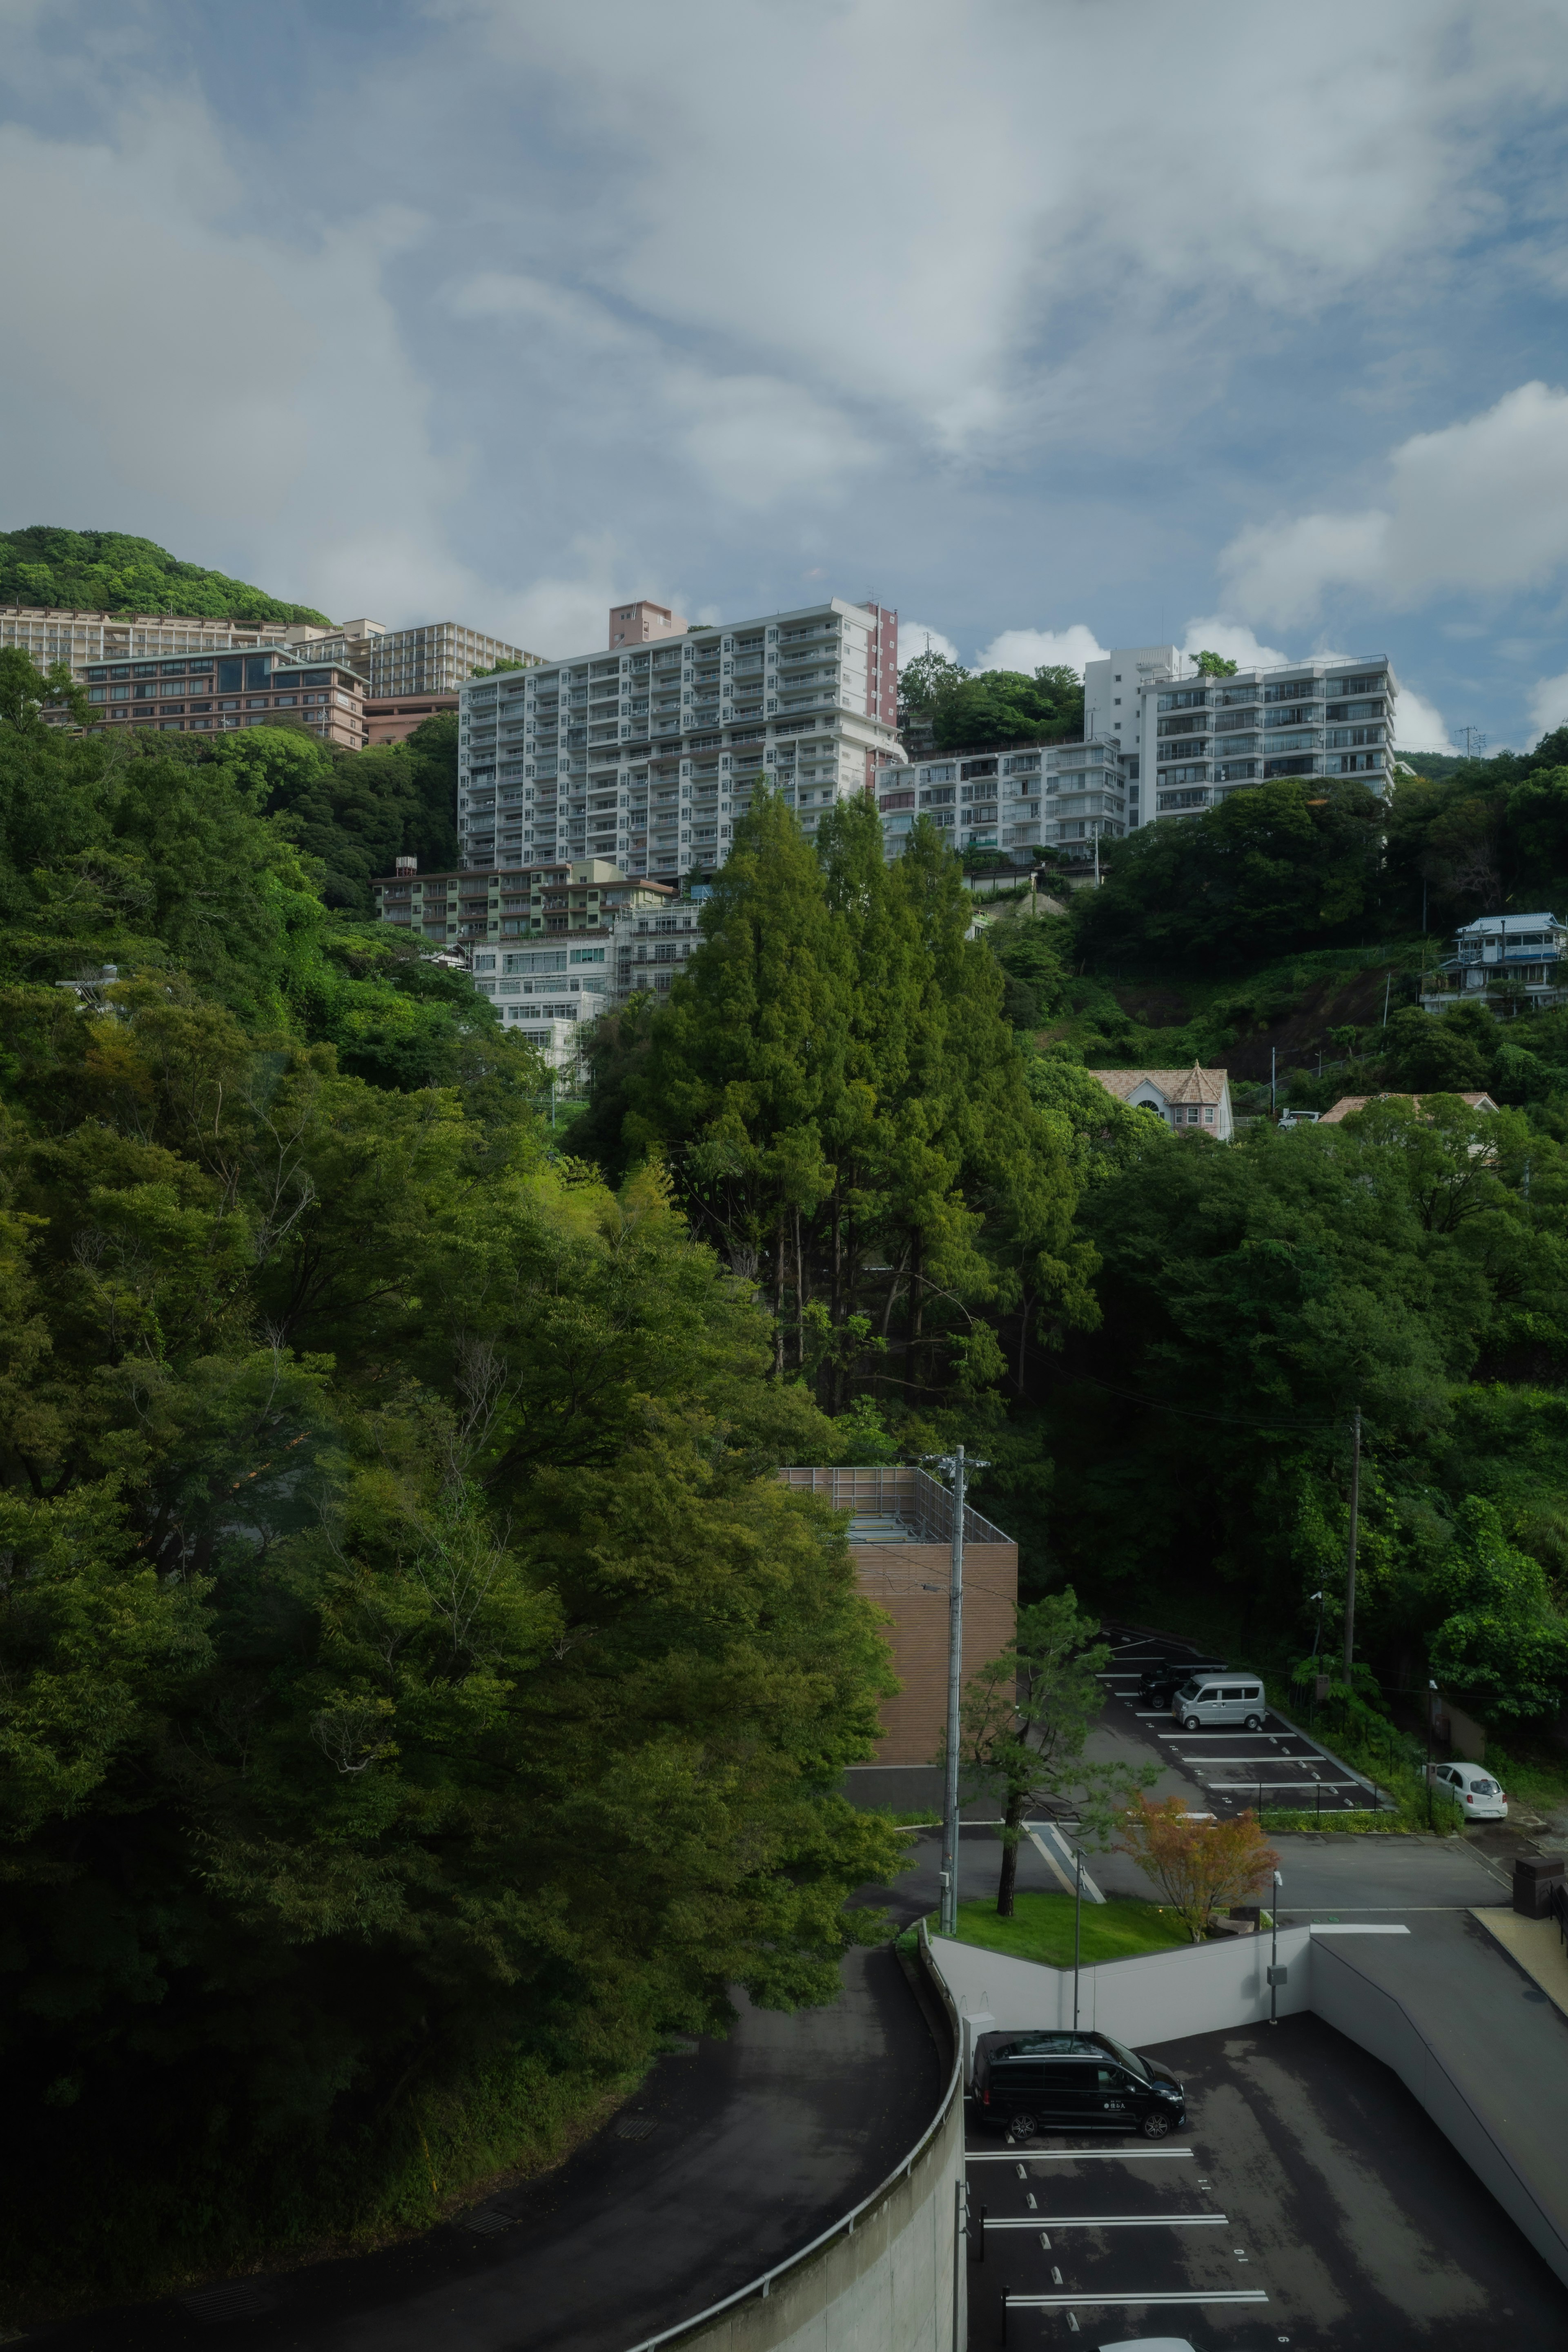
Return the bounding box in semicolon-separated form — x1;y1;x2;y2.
625;1933;965;2352
927;1928;1568;2299
1310;1936;1568;2292
930;1927;1314;2074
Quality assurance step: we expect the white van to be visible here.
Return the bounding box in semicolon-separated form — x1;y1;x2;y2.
1172;1676;1267;1731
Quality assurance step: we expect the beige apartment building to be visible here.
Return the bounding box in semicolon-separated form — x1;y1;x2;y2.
2;605;304;674
284;617;543;697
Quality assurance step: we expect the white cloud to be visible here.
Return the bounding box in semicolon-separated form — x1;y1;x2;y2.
1179;617;1290;671
461;0;1568;459
974;624;1108;675
1220;382;1568;625
898;623;962;666
1528;673;1568;742
1393;686;1454;754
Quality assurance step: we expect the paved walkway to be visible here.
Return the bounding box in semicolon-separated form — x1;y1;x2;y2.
32;1946;944;2352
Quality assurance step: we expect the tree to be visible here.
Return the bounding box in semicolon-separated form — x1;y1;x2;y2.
899;648;969;717
0;647;93;731
1426;1498;1568;1718
0;524;330;626
1193;650;1239;678
955;1593;1154;1915
931;667;1084;753
1117;1795;1279;1941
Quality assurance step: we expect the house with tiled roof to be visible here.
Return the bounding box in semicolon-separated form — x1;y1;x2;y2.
1319;1091;1499;1124
1091;1063;1233;1139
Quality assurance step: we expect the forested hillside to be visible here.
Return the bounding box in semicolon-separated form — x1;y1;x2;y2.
0;658;901;2312
0;524;331;626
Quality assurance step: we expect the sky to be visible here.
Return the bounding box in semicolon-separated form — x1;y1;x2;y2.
4;1;1568;753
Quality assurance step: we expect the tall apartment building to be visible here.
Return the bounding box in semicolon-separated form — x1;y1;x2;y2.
1083;645;1399;830
454;597;900;882
284;617;543;697
81;647;368;751
874;737;1127;866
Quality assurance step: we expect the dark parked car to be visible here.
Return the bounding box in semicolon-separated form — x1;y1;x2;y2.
972;2030;1186;2139
1138;1656;1227;1710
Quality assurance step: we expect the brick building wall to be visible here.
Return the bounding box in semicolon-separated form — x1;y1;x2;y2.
780;1467;1018;1769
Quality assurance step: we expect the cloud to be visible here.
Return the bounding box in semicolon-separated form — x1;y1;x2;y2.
1528;672;1568;742
898;623;961;666
1179;617;1290;671
1393;686;1454;754
1220;382;1568;625
974;625;1107;675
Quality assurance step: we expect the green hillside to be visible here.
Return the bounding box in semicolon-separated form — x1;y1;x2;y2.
0;526;332;627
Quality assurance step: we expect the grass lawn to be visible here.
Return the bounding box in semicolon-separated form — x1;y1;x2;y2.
945;1891;1193;1968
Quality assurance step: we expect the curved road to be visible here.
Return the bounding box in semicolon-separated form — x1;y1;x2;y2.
34;1922;943;2352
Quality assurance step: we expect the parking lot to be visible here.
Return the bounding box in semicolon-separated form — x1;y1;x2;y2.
965;2012;1568;2348
1097;1628;1390;1822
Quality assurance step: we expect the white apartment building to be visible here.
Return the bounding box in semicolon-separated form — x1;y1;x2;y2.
454;597;901;881
1083;645;1399;829
874;738;1127;865
284;617;542;697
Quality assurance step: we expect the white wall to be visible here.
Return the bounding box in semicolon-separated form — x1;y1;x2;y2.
931;1929;1312;2076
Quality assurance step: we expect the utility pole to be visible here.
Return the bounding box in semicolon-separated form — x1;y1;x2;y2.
940;1444;967;1938
1268;1870;1284;2025
1072;1845;1084;2032
1342;1408;1362;1686
1270;1047;1276;1116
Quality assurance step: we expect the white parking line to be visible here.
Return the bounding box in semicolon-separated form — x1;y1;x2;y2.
966;2149;1194;2163
1155;1730;1284;1741
985;2213;1229;2229
1172;1753;1320;1765
1200;1778;1362;1792
1005;2291;1269;2310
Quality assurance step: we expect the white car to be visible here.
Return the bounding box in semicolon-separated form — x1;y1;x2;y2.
1427;1761;1508;1820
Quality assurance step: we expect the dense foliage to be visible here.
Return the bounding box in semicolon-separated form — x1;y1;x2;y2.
0;525;331;626
0;679;900;2307
900;650;1085;751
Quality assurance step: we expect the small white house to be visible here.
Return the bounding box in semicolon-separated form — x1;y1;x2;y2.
1091;1062;1233;1139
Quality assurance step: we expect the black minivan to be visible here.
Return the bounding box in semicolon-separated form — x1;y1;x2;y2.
972;2031;1185;2139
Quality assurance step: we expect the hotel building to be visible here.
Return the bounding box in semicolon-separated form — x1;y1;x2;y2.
81;647;368;750
454;597;901;881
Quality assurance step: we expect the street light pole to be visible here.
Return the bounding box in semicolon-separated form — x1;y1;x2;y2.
1342;1408;1362;1687
1426;1677;1437;1830
1073;1845;1084;2033
1269;1870;1283;2025
939;1445;967;1938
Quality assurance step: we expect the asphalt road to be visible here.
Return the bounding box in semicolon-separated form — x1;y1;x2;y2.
965;2009;1568;2348
31;1942;944;2352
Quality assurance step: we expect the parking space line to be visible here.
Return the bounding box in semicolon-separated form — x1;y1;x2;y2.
1005;2290;1269;2309
985;2213;1229;2228
966;2149;1194;2162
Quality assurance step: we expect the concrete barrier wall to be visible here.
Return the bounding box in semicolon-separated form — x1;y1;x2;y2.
930;1928;1314;2075
1309;1937;1568;2292
625;1935;965;2352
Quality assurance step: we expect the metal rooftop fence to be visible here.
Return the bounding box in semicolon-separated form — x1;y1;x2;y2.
779;1464;1011;1548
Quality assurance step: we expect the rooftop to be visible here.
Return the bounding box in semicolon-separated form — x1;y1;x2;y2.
1093;1063;1230;1107
1319;1091;1499;1123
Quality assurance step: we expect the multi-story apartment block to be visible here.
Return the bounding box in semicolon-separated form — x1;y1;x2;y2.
283;618;543;697
1083;646;1399;829
371;855;674;1070
455;597;901;882
874;737;1127;866
3;605;307;678
81;646;368;750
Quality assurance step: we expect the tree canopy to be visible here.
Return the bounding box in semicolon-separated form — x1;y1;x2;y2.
0;525;330;626
900;654;1085;751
